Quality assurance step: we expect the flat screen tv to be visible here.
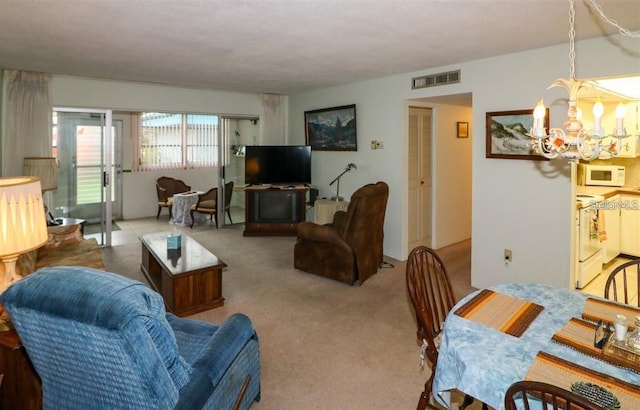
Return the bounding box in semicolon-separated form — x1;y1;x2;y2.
244;145;311;185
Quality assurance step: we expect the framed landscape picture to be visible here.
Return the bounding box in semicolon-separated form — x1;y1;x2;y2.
305;104;357;151
485;109;548;160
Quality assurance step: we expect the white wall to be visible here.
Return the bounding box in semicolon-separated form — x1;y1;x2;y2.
52;76;260;114
289;34;639;289
288;75;475;260
470;35;638;290
289;80;409;260
432;104;472;248
50;76;261;219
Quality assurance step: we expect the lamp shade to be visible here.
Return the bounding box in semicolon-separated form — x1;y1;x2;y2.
0;177;48;258
23;157;58;191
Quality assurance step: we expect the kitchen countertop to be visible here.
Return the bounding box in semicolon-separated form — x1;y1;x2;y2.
577;185;640;198
576;185;640;208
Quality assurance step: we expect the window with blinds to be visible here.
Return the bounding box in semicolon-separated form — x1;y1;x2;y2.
136;112;219;170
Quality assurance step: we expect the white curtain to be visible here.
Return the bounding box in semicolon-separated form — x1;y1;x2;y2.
3;70;52;176
259;93;287;145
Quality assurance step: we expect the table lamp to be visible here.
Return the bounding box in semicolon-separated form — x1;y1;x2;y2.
329;163;357;201
0;176;48;331
23;157;58;224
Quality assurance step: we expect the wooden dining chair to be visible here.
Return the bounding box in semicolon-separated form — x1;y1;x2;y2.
604;258;640;307
189;182;234;228
223;181;234;224
156;176;191;219
405;246;486;410
504;380;604;410
156;182;172;219
189;187;218;228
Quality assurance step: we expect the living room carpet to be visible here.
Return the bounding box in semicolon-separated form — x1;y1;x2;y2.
100;226;481;409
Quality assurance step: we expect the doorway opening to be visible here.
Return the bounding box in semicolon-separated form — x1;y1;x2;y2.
52;108;119;246
405;93;472;257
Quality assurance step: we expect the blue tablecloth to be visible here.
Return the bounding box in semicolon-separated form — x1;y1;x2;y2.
171;192;209;226
171;192;199;225
432;283;640;409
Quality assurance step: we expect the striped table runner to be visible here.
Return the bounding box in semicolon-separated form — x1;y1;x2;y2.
454;289;544;337
526;351;640;409
552;317;640;374
582;298;640;330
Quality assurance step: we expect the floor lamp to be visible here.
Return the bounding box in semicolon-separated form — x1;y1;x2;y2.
0;177;49;331
329;163;357;201
23;157;58;224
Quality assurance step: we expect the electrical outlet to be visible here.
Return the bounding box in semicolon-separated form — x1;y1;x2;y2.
371;140;377;149
504;249;512;265
375;141;384;149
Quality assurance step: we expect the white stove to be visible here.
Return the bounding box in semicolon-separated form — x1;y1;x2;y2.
576;193;605;288
576;193;605;206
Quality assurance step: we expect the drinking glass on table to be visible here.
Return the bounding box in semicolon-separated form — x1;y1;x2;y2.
613;314;628;341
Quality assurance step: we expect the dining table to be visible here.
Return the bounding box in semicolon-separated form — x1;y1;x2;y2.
170;191;207;226
432;282;640;410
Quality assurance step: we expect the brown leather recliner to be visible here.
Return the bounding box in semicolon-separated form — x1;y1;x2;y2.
294;181;389;285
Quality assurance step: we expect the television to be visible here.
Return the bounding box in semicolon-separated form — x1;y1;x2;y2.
249;190;304;223
244;145;311;185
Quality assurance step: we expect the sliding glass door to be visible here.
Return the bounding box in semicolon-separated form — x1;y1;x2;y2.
52;108;119;246
220;116;259;226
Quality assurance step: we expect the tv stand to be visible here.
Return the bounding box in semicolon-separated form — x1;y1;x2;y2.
244;186;306;236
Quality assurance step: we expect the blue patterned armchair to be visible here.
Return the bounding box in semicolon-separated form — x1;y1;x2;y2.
0;266;261;409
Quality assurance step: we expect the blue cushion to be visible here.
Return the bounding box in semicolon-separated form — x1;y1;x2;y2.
0;266;260;409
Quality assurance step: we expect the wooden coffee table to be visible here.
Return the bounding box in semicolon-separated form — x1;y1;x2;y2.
139;232;227;316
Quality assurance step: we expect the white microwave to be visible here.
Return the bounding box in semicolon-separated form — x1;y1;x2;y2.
580;164;626;187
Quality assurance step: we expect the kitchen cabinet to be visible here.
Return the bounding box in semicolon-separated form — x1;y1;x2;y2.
603;195;621;263
620;194;640;257
617;135;639;158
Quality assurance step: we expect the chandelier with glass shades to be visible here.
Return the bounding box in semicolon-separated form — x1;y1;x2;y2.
530;0;639;161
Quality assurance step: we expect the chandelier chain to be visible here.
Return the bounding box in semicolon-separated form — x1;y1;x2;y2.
569;0;576;79
572;0;640;78
586;0;640;38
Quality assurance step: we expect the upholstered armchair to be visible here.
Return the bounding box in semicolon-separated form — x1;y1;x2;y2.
294;181;389;285
1;267;261;409
190;181;234;228
224;181;235;224
156;176;191;219
190;187;218;228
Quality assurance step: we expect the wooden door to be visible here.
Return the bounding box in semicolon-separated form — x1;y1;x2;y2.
408;107;432;251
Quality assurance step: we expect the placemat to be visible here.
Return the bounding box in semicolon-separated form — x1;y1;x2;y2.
582;298;640;330
552;317;640;374
526;351;640;409
454;289;544;337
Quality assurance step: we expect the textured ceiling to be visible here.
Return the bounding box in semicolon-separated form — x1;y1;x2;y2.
0;0;638;95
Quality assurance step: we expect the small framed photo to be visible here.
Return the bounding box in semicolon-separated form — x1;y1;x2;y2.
486;109;548;160
457;122;469;138
304;104;357;151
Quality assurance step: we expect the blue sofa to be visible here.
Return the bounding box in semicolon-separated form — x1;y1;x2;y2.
0;266;261;409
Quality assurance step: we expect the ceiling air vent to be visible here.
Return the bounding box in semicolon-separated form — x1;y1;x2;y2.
412;70;460;90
